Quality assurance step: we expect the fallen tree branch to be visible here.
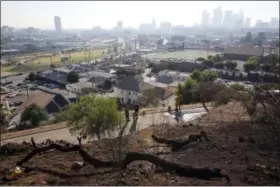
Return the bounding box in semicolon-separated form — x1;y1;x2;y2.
151;131;209;151
151;134;190;151
16;144;81;166
22;166;118;178
121;151;230;182
78;149;117;168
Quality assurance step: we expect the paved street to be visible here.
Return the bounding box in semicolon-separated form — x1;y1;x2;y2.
2;112;177;144
2;107;207;145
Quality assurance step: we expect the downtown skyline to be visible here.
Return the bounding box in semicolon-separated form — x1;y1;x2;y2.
1;1;279;29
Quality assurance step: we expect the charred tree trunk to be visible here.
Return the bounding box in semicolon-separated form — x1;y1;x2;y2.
151;134;190;151
202;101;209;113
121;152;230;182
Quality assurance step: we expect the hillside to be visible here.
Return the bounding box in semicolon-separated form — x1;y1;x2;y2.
0;102;279;186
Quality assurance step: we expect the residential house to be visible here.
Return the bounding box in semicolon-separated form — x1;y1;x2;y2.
36;68;69;86
20;91;71;114
8;91;72;125
223;46;264;61
157;70;189;84
113;76;174;105
81;70;116;82
66;79;94;94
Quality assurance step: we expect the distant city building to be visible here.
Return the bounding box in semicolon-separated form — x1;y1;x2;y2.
139;23;154;34
211;6;223;28
117;21;123;30
235;10;244;28
270;17;279;28
255;20;270;28
223;10;233;28
152;18;156;29
201;10;210;27
244;17;251;28
159;22;171;34
54;16;62;33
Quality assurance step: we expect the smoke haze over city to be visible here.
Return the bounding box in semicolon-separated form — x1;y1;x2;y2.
1;1;279;29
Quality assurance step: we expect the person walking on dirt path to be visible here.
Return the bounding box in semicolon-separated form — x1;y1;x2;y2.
134;104;139;120
125;108;130;122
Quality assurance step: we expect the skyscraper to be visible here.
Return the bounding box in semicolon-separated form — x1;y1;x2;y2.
223;10;233;28
54;16;62;33
117;21;123;29
152;18;156;29
211;6;223;28
201;10;210;26
235;10;244;28
244;17;251;28
270;17;279;28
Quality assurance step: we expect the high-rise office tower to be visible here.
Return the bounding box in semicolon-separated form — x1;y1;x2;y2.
223;10;233;28
244;17;251;28
152;18;156;29
211;6;223;28
54;16;62;33
235;10;244;28
270;17;279;28
201;10;210;26
117;21;123;30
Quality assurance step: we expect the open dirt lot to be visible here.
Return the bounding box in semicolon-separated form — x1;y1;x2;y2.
0;102;279;186
146;50;218;60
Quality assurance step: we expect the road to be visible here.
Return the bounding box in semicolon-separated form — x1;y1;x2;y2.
1;112;177;144
2;107;207;145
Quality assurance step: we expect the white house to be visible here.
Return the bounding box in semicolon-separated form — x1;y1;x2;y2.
113;76;174;105
157;70;190;84
81;70;116;82
66;79;94;94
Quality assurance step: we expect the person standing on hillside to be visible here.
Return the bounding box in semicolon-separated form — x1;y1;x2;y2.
125;108;130;122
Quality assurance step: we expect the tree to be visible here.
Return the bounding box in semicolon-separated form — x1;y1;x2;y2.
176;84;184;109
207;55;214;60
0;107;9;147
230;83;245;91
81;87;97;95
49;63;56;68
180;78;198;104
28;72;36;81
244;32;252;43
20;104;48;127
56;94;122;140
197;82;226;112
247;56;259;64
256;32;266;46
191;70;203;81
200;70;218;82
202;60;214;68
244;62;257;72
214;62;225;69
67;71;79;83
212;54;222;62
195;57;205;61
103;79;112;90
225;61;237;70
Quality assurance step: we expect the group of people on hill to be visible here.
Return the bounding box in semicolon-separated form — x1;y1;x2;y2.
124;104;139;123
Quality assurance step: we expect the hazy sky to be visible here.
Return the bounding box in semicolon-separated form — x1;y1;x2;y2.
1;1;279;29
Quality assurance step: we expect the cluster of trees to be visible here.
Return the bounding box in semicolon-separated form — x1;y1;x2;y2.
197;55;237;71
175;70;239;111
240;32;266;46
243;54;279;74
67;71;80;83
243;56;259;72
150;61;200;74
56;94;123;140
